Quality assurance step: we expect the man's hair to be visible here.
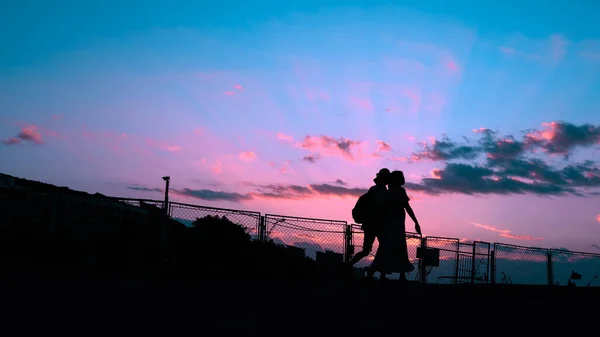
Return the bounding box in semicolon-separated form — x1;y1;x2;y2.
374;168;391;185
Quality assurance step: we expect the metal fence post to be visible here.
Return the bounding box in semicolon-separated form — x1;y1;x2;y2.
454;244;460;285
420;237;427;284
471;242;477;284
547;250;554;286
344;224;354;263
258;215;265;242
490;250;496;285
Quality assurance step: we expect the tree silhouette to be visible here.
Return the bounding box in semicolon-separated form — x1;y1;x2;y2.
191;215;251;248
168;215;253;279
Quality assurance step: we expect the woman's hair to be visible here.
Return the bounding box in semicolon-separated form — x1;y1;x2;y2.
389;170;405;186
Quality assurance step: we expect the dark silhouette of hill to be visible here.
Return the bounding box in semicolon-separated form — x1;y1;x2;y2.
0;172;107;198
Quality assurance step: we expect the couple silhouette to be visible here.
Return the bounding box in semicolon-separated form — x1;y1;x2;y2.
349;168;421;282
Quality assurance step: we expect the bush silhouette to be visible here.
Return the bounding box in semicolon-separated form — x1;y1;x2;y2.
166;215;318;280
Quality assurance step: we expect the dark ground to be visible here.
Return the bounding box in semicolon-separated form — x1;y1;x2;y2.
1;277;597;334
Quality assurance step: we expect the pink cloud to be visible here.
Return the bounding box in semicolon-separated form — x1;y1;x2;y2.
376;140;391;152
18;126;44;144
145;138;182;153
239;151;257;161
224;91;235;95
388;156;409;162
234;84;244;90
472;127;490;133
596;214;600;223
2;138;21;145
212;160;222;174
276;132;294;142
430;168;443;179
471;222;543;241
3;125;45;146
296;135;363;160
523;121;600;156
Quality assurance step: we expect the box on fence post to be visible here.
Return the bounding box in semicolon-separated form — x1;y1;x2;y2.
417;247;440;267
316;250;344;280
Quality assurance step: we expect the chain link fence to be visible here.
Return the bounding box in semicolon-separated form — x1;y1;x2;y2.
473;241;491;284
168;202;261;238
423;237;459;284
347;229;494;284
492;243;550;285
263;214;347;260
550;249;600;287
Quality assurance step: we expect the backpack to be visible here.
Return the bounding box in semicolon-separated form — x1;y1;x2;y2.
352;192;372;224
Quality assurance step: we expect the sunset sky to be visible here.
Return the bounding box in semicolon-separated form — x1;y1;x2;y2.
2;0;600;254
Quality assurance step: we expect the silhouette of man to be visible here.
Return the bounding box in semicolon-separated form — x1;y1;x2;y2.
348;168;390;268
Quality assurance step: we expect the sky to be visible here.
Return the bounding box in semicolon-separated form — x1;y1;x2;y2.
1;0;600;255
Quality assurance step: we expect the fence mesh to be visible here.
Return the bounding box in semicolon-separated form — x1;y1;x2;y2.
550;249;600;287
264;214;346;260
473;241;491;284
169;202;261;238
405;233;421;281
424;237;459;284
493;243;549;285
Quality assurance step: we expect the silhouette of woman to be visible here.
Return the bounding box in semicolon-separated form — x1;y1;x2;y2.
369;170;421;281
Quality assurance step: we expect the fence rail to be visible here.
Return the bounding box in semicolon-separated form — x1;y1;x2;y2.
4;188;600;287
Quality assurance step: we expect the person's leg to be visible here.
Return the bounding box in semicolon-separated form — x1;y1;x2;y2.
349;230;375;265
365;266;376;279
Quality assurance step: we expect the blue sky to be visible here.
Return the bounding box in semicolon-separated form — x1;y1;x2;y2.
1;0;600;254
